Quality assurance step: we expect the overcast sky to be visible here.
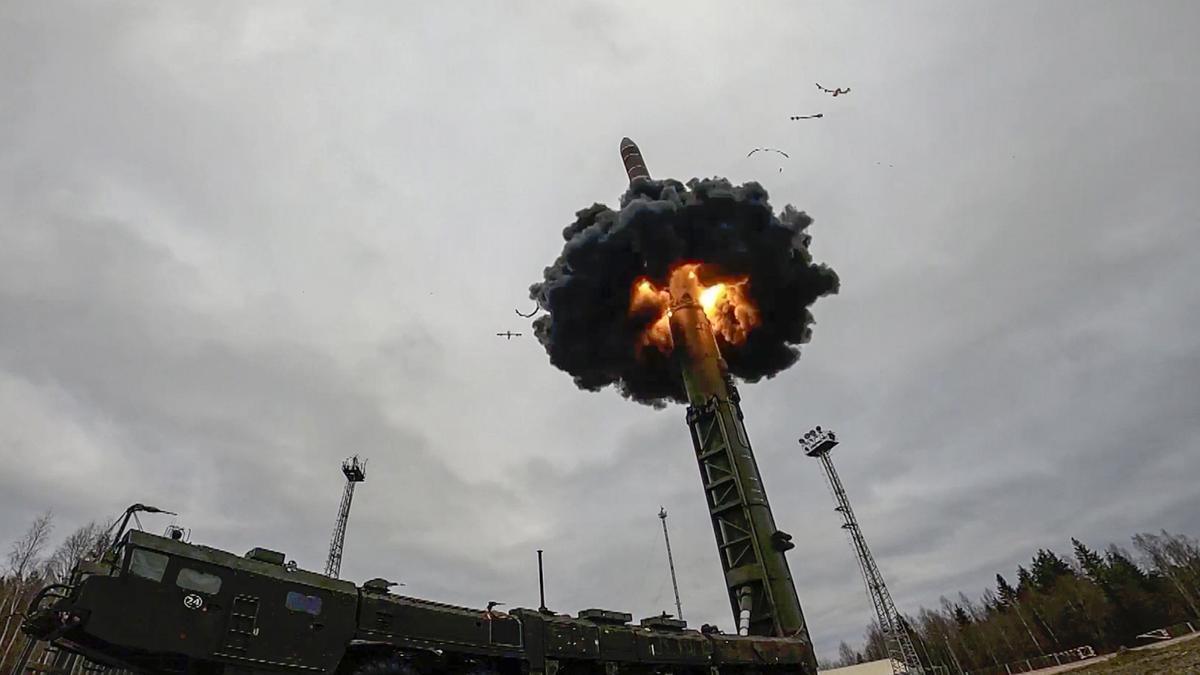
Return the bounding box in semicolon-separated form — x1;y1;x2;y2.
2;0;1199;660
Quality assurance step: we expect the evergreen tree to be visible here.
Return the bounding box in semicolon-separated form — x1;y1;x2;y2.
1102;545;1162;641
841;530;1200;664
1016;565;1034;597
1031;548;1074;592
1073;538;1107;585
1105;546;1149;586
980;588;1001;616
996;573;1018;608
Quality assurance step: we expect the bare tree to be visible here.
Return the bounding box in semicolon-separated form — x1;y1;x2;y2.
1133;531;1200;617
862;619;888;662
4;511;53;580
43;520;110;584
837;640;857;667
0;511;55;667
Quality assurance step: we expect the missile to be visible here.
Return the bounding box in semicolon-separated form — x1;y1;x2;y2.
620;137;650;184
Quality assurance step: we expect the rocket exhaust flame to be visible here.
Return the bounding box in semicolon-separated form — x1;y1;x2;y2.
528;139;839;407
630;264;759;354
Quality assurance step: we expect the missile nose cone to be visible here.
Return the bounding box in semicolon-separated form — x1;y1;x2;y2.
619;137;650;183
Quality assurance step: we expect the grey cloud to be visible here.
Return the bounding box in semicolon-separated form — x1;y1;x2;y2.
3;0;1199;662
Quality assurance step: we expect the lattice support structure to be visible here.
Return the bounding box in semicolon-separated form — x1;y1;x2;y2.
619;137;814;671
686;391;806;639
325;456;366;578
671;296;812;661
801;428;923;675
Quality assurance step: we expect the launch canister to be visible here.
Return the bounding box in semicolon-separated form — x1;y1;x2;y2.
620;137;650;183
621;139;815;665
668;291;811;643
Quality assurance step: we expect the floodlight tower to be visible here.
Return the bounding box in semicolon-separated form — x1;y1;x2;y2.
325;455;366;578
799;427;923;675
658;507;684;621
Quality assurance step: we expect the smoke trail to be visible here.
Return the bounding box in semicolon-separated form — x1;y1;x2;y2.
530;177;839;407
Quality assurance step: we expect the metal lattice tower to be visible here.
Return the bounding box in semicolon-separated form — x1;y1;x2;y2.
799;428;923;675
658;507;684;621
325;455;366;578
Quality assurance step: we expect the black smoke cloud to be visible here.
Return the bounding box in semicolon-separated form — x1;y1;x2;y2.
530;178;839;407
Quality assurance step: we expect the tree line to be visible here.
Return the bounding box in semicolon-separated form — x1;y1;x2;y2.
824;529;1200;672
0;512;113;675
5;513;1199;675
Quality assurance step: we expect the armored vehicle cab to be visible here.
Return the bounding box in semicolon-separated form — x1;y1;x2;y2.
23;530;358;675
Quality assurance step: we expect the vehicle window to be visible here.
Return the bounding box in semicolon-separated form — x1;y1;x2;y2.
285;591;322;616
176;568;222;595
129;549;169;583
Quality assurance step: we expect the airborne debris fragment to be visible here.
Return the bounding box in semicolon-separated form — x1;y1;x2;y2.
746;148;790;159
747;147;791;173
815;83;850;97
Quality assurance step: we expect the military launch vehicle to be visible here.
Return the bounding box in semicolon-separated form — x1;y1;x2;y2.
15;524;815;675
13;140;819;675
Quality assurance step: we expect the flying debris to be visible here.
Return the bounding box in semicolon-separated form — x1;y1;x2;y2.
815;83;850;97
746;148;790;159
515;305;540;318
789;114;823;120
496;331;522;340
747;148;790;173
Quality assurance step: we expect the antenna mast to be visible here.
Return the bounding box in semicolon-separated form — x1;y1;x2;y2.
659;507;684;621
799;427;923;675
325;455;367;578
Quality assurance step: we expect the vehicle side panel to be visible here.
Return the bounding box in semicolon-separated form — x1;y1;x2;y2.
354;595;524;659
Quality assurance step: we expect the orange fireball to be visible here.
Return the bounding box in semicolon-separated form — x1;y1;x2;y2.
629;264;760;354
